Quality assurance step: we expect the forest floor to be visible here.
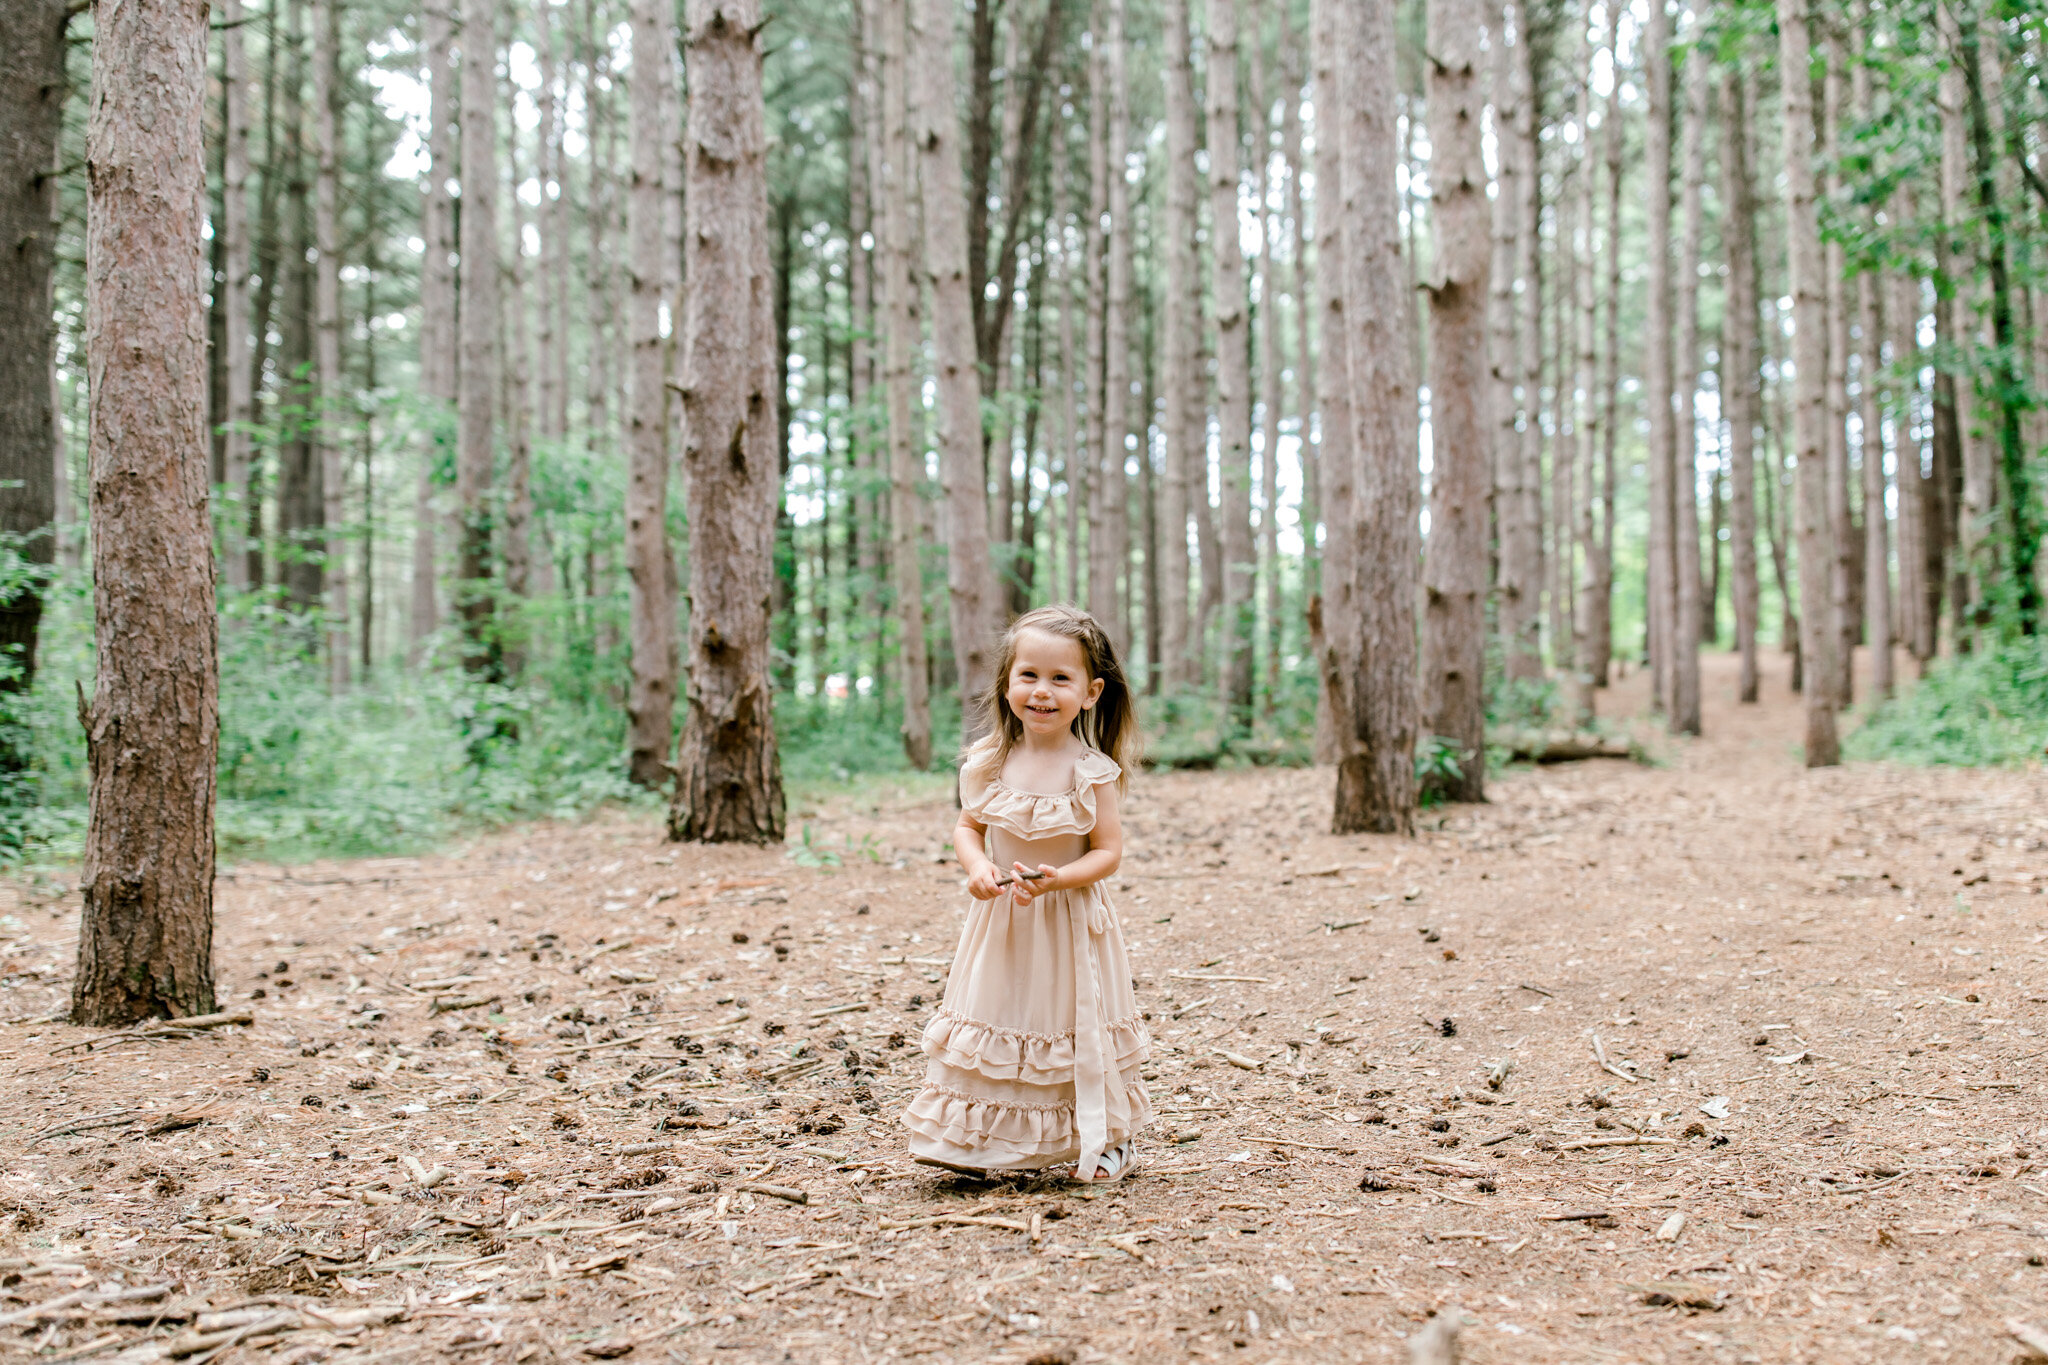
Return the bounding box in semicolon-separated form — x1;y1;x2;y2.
3;650;2047;1365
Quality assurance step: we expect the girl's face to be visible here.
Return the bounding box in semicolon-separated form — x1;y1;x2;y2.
1005;627;1103;740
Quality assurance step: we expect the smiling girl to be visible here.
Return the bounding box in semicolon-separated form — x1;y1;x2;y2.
902;605;1151;1183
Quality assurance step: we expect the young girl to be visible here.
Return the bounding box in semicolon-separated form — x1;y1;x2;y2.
902;605;1151;1182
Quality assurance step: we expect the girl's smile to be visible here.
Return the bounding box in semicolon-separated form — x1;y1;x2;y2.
1005;627;1104;740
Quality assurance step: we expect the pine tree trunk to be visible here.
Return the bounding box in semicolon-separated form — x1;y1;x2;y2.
1853;8;1892;697
1309;0;1351;766
413;0;457;659
1670;42;1705;736
280;0;322;614
1082;34;1108;623
669;0;787;844
875;0;931;768
0;0;67;696
1643;0;1674;713
585;2;616;458
1569;21;1598;724
1158;0;1197;689
1822;35;1854;702
1206;0;1254;730
1416;0;1487;801
1892;241;1929;668
73;0;219;1025
1591;0;1622;688
1282;10;1314;621
1937;1;1984;639
625;0;679;786
1778;0;1839;766
1095;0;1133;656
501;37;535;661
1332;0;1418;834
1720;62;1762;704
1255;28;1285;716
313;0;349;691
1485;0;1521;678
1496;2;1543;685
456;0;501;676
218;0;253;592
915;0;1002;727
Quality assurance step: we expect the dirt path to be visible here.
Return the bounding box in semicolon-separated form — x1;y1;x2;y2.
3;650;2045;1364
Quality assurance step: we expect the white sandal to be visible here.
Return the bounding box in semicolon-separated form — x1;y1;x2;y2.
1074;1141;1140;1184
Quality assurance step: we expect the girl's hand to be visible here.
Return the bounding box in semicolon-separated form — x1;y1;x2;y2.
966;860;1005;901
1007;863;1060;907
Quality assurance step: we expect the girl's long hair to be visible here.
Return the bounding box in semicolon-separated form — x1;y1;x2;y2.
968;604;1138;787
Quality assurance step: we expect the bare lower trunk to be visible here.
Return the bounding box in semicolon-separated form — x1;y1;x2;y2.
1206;0;1254;731
1253;30;1283;714
1095;0;1133;656
1822;34;1854;703
1486;0;1522;682
1643;0;1674;713
1158;0;1197;688
412;0;457;659
1670;44;1705;736
1332;0;1418;834
1721;62;1761;703
1778;0;1838;766
73;0;219;1024
1283;12;1315;629
457;0;501;677
314;0;348;691
220;0;253;591
1591;0;1622;688
916;0;1002;729
1417;0;1488;801
1310;0;1351;767
875;0;930;768
669;0;786;844
627;0;678;787
1853;9;1892;698
1568;24;1597;726
1937;1;1986;637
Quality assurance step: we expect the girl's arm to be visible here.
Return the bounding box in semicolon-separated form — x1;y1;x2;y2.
954;811;1005;900
1010;783;1121;907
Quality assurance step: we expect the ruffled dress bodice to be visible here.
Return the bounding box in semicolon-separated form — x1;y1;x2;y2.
902;741;1152;1173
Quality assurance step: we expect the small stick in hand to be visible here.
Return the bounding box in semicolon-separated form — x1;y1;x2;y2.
993;868;1052;888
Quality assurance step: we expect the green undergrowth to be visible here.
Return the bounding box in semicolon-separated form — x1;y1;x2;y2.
1846;639;2048;769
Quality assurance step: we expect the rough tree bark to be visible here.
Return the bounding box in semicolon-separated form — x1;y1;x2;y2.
1591;0;1622;688
1853;7;1892;696
413;0;457;659
1777;0;1839;766
1094;0;1133;656
1206;0;1255;731
1159;0;1197;687
1643;0;1674;714
457;0;501;676
0;0;67;696
1253;23;1283;713
1822;33;1854;703
72;0;219;1025
1417;0;1489;802
874;0;930;768
915;0;1003;727
1486;0;1524;681
1937;0;1985;638
1670;41;1705;736
626;0;678;787
1309;0;1352;767
219;0;253;591
1332;0;1419;834
669;0;787;844
1283;11;1314;621
313;0;349;691
1720;61;1762;703
1570;15;1598;725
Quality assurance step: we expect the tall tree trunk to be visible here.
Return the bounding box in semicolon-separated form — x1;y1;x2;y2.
456;0;501;676
280;0;321;614
915;0;1002;728
875;0;930;768
1569;21;1599;723
1417;0;1488;801
1893;245;1930;668
414;0;457;660
1761;293;1804;687
1486;0;1523;682
501;35;535;661
1504;6;1546;685
1309;0;1351;765
1936;1;1984;640
1778;0;1839;765
1643;0;1674;713
669;0;787;843
220;0;253;591
1159;0;1197;688
73;0;218;1024
1332;0;1418;834
314;0;349;691
1255;25;1286;715
0;0;67;697
1721;62;1762;703
585;0;616;457
1206;0;1254;731
1670;39;1705;736
1591;0;1622;687
1853;7;1892;696
1081;33;1108;623
1822;32;1854;701
1283;9;1314;624
626;0;679;787
535;3;562;446
1959;7;2040;632
1094;0;1133;656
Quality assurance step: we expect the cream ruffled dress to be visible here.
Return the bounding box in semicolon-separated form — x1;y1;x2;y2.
902;740;1153;1175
